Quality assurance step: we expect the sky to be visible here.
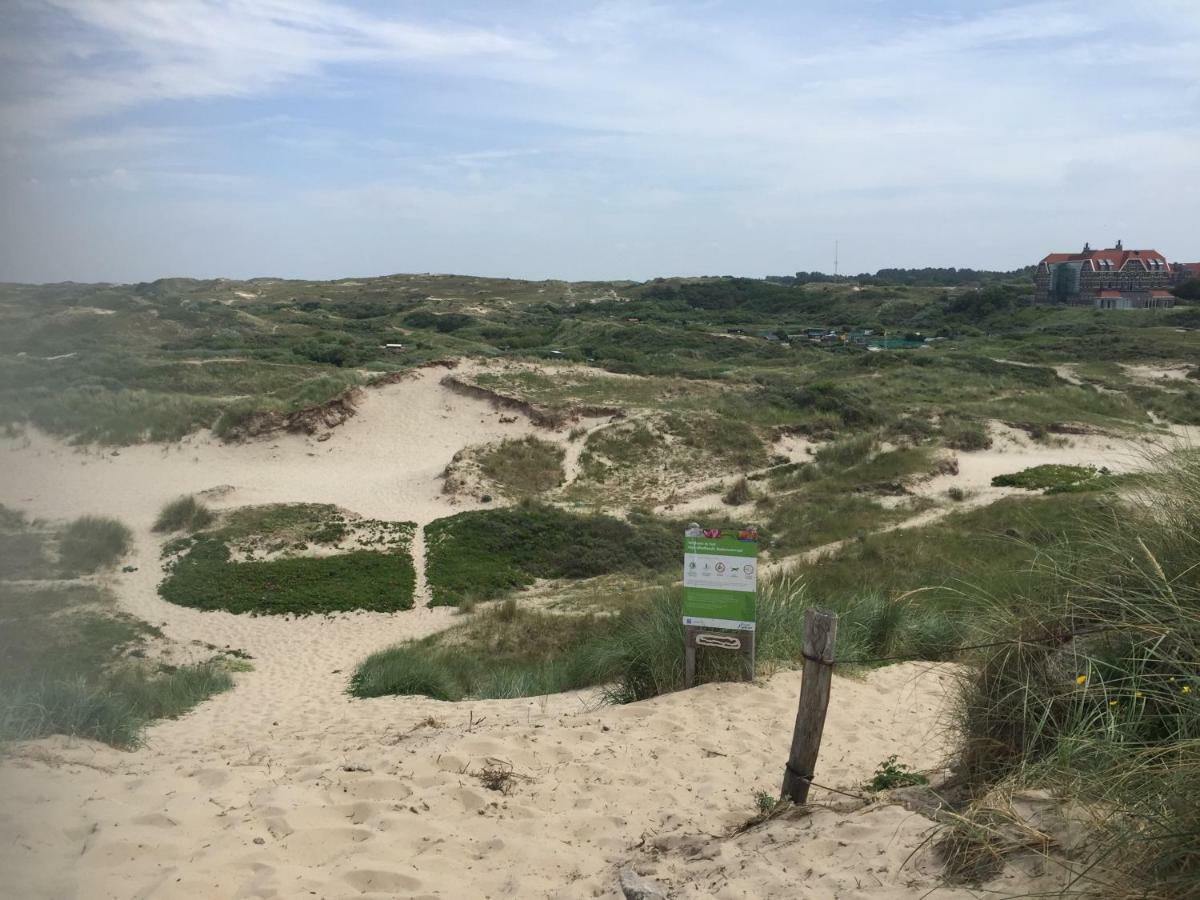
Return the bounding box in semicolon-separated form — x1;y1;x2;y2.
1;0;1198;284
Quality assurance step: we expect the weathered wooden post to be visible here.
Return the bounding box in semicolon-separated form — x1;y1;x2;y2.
781;608;838;804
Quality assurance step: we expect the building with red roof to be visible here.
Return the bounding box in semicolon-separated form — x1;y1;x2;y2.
1034;241;1183;308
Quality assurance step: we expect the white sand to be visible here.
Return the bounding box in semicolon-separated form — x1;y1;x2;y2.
1121;362;1194;384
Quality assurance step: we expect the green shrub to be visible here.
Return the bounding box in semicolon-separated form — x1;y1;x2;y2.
423;504;677;606
159;539;416;615
153;495;216;533
59;516;132;574
991;463;1113;493
723;476;753;505
865;755;928;791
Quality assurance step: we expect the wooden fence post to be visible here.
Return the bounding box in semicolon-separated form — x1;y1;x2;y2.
781;608;838;804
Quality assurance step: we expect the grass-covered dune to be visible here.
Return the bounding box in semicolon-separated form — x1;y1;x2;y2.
0;506;234;748
2;273;1197;449
937;453;1200;894
158;503;417;615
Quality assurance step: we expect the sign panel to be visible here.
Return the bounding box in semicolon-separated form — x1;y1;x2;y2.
682;526;759;631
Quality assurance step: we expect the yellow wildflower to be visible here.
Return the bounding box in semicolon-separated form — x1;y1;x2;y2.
1108;700;1119;707
1135;691;1144;699
1075;674;1087;685
1183;685;1193;695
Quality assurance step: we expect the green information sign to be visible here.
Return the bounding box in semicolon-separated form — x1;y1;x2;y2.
682;527;759;631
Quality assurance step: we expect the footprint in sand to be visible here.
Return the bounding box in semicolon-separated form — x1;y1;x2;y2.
276;827;373;865
342;868;422;893
338;777;414;803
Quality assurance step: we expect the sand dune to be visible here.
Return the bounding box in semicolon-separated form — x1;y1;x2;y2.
0;371;1160;898
0;663;1014;899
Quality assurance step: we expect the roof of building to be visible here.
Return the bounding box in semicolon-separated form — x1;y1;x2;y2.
1098;290;1124;298
1151;290;1175;297
1180;262;1200;276
1038;244;1169;272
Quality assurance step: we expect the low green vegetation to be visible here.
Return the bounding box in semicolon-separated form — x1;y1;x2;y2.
423;503;677;606
991;463;1115;493
158;504;417;615
0;513;233;749
350;600;614;700
160;540;416;615
350;572;960;703
478;435;565;496
153;495;216;533
1;273;1195;453
949;452;1200;896
865;756;929;792
58;515;133;574
760;444;940;555
941;418;992;451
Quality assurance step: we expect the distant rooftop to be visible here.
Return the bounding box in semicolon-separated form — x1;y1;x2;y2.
1039;241;1169;271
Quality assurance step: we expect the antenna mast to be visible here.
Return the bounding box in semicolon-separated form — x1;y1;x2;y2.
834;240;839;279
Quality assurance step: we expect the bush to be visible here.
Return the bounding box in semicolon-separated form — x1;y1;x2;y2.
423;504;677;606
813;432;877;468
58;516;132;574
991;463;1113;493
723;476;752;505
160;539;416;615
153;495;215;533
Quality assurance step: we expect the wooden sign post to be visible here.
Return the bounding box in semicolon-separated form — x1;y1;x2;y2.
781;608;838;804
684;624;755;687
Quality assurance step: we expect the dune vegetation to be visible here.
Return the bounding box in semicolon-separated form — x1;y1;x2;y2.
0;507;234;748
3;270;1199;891
158;503;417;614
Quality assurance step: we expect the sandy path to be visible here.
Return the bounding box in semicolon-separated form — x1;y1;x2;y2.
0;368;550;742
0;662;1006;899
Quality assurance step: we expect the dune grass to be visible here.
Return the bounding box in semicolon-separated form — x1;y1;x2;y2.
947;451;1200;896
0;576;233;749
478;435;566;497
58;515;132;574
0;663;234;749
153;495;216;533
349;572;961;703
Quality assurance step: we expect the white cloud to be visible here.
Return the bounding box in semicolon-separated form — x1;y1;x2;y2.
2;0;541;132
1;0;1198;280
